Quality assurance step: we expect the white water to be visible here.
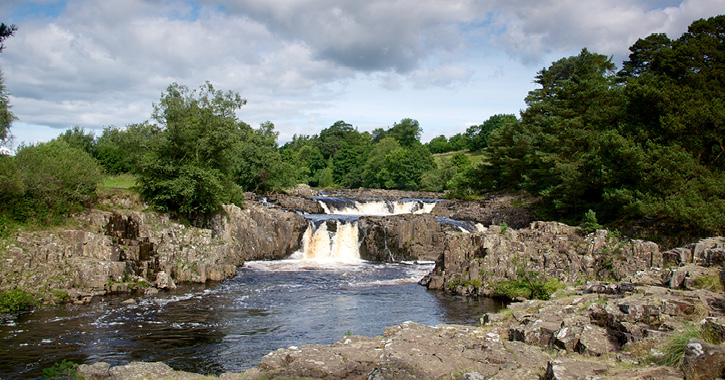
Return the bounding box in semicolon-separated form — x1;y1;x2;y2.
318;199;436;216
297;197;438;262
293;221;361;263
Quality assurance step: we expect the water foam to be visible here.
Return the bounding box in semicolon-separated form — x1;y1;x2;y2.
296;220;361;263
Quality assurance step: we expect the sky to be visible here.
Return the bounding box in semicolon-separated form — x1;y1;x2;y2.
0;0;722;150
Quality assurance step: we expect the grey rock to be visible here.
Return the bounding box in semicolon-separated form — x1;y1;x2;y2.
543;358;609;380
682;338;725;380
77;362;111;380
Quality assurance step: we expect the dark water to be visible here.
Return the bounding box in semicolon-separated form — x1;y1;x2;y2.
0;261;502;378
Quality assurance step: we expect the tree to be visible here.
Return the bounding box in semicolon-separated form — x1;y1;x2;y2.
94;122;161;174
479;48;625;219
234;121;296;193
387;118;422;147
0;23;17;53
360;137;400;188
0;69;15;145
381;144;435;190
136;82;247;218
426;135;449;154
0;23;16;145
466;114;518;151
55;126;95;155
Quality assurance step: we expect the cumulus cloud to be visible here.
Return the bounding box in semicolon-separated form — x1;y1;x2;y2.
0;0;722;145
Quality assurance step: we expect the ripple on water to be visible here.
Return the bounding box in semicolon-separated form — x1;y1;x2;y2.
0;261;501;379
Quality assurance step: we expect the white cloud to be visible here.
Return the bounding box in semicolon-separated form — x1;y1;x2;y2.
0;0;723;148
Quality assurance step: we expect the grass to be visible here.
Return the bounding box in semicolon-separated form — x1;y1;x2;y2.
691;275;724;292
660;323;720;367
100;174;137;190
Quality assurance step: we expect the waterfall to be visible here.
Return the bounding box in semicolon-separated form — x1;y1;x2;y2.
297;221;361;263
315;197;438;216
293;197;440;262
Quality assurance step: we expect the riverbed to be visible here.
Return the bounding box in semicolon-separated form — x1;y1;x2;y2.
1;260;502;378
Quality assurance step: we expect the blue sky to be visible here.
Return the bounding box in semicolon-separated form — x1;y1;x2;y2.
0;0;722;150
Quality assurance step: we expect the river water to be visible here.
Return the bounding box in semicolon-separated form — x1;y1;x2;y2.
1;261;502;378
1;196;501;378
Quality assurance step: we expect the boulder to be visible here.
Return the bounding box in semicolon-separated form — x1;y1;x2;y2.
543;358;609;380
154;271;176;290
682;338;725;380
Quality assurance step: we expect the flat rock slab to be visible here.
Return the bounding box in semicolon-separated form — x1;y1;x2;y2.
257;321;550;379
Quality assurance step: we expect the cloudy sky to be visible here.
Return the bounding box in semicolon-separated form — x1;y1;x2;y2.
0;0;722;149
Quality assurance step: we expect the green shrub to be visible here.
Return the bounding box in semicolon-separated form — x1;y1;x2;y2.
493;274;563;301
42;359;81;380
0;289;35;313
582;209;602;233
5;140;102;224
499;222;508;234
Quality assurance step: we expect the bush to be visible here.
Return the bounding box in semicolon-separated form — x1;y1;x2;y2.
4;140;101;224
0;289;35;313
42;359;81;380
493;273;563;301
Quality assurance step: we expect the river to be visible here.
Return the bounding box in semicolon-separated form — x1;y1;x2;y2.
0;196;501;378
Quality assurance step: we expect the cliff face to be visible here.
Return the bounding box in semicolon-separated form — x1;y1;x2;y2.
0;202;307;303
421;221;666;296
357;214;446;262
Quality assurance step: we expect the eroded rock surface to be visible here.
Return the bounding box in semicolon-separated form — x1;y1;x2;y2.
0;201;307;302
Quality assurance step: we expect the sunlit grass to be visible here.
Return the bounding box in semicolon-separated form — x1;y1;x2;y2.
101;174;137;190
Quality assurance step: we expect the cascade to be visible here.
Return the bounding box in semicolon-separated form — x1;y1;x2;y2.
296;220;361;263
314;197;437;216
295;197;439;262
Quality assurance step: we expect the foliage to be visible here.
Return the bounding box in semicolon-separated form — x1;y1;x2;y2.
136;82;247;218
93;122;161;174
493;275;563;301
475;17;725;234
0;22;16;144
581;209;603;233
42;360;81;380
3;140;102;224
383;118;422;148
0;68;15;145
0;22;17;52
381;144;435;190
466;114;518;151
234;122;296;193
0;289;35;313
55;126;95;155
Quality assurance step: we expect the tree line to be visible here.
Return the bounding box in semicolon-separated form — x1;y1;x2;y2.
0;16;723;236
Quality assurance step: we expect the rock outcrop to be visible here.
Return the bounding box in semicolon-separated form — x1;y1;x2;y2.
357;214;446;261
0;202;307;303
431;193;537;229
422;222;663;296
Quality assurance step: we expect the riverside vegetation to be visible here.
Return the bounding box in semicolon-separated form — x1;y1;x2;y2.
0;15;724;380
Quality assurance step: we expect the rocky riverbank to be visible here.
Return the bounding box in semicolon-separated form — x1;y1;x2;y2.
77;278;725;380
0;193;308;304
74;225;723;379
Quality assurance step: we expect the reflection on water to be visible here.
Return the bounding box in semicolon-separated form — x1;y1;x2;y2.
0;261;503;378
